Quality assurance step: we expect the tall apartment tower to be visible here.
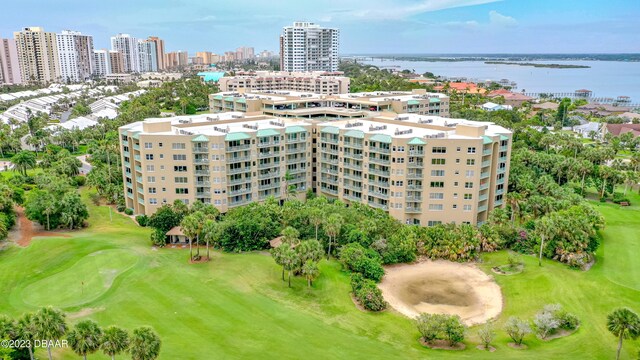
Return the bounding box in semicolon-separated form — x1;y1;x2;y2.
56;30;94;82
280;21;339;72
138;40;158;72
0;38;23;84
109;51;125;73
13;27;60;84
147;36;165;70
110;34;140;73
196;51;213;65
92;49;111;76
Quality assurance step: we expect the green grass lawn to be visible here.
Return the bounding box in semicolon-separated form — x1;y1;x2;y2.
0;190;638;359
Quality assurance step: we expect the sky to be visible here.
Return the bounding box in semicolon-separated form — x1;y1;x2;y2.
1;0;639;55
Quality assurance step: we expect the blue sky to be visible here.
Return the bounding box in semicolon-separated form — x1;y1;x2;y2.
1;0;639;54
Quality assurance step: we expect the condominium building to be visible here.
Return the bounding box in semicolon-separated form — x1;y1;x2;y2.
280;21;339;72
110;34;139;73
218;71;350;94
56;30;94;82
0;38;23;84
316;114;511;226
196;51;214;65
209;89;450;119
109;51;125;74
119;112;511;227
147;37;165;70
92;49;111;76
13;27;60;83
165;51;188;69
137;39;158;73
235;47;255;61
119;113;313;215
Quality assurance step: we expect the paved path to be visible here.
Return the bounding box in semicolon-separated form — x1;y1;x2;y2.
77;154;92;175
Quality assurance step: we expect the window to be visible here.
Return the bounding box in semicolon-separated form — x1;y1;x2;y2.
428;204;444;211
145;154;154;160
463;205;472;212
174;166;187;172
149;198;157;205
430;181;444;188
431;170;445;177
396;158;405;163
429;193;444;200
172;143;186;150
432;147;447;154
144;142;153;149
431;158;446;165
175;188;189;194
452;204;458;209
467;147;476;154
464;182;473;189
148;187;157;194
158;143;163;148
427;221;442;226
147;176;155;183
466;159;475;165
146;165;155;172
175;177;188;183
465;170;475;177
464;193;473;200
173;154;187;161
456;147;461;152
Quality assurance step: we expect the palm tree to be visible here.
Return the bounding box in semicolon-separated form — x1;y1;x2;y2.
67;319;103;360
101;326;130;360
180;211;205;262
0;315;15;339
308;207;324;241
281;226;300;246
16;313;38;360
324;214;343;259
536;217;557;266
34;307;67;360
129;327;161;360
11;150;37;176
281;246;298;288
202;218;217;260
607;308;640;360
271;243;288;281
302;260;319;287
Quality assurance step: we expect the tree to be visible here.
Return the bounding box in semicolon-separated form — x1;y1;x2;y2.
180;211;206;262
416;313;445;342
0;315;14;339
281;245;298;288
34;307;67;360
504;317;531;345
478;323;495;349
67;319;103;360
325;214;343;259
536;216;556;266
443;315;465;346
11;151;37;176
281;226;300;246
271;243;288;281
101;326;130;360
302;260;319;287
16;312;39;360
607;308;640;360
307;207;324;242
202;218;218;260
534;311;560;339
129;327;161;360
296;240;323;264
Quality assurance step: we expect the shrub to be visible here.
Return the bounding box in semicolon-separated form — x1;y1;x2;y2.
339;242;385;282
73;175;86;186
533;311;560;339
136;215;149;227
353;256;385;282
124;208;134;216
150;228;167;247
504;317;531;345
354;279;387;311
556;310;580;330
116;204;126;212
478;323;495;349
507;252;523;269
89;192;101;206
416;313;465;345
443;315;465;345
350;273;365;293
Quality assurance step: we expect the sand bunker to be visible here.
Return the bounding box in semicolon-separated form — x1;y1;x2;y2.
378;260;502;325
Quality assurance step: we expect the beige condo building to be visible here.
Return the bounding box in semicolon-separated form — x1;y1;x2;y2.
209;89;450;119
13;27;60;84
120;111;510;226
218;71;351;94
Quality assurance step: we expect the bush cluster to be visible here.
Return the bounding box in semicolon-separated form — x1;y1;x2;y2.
339;243;385;282
350;274;387;312
416;313;465;346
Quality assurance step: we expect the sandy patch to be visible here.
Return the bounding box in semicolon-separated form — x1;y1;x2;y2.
7;207;70;247
67;307;105;320
378;260;502;326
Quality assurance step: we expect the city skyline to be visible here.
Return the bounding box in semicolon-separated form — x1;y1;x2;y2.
0;0;639;54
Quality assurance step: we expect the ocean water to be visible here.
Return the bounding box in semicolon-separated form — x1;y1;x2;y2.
360;59;640;104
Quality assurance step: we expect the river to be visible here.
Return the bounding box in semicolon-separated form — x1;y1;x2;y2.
359;58;640;104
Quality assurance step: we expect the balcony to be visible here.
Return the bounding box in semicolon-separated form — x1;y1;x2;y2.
369;179;390;188
344;194;363;202
228;177;250;185
368;168;390;177
500;145;508;151
496;189;504;195
478;205;488;212
286;145;307;153
483;149;492;156
258;141;281;148
479;183;489;190
369;192;389;200
482;160;491;168
137;187;144;195
127;192;134;199
406;195;422;201
344;152;363;160
133;144;140;150
367;202;389;211
321;177;339;185
320;137;339;144
499;156;507;162
229;198;252;207
136;176;142;183
226;144;251;152
320;147;339;155
497;167;507;174
135;166;142;172
343;162;362;171
196;191;211;198
195;181;211;186
369;157;391;165
258;171;280;179
407;162;424;168
259;152;280;158
409;150;424;156
320;187;339;195
193;158;209;164
344;142;363;149
288;167;307;175
258;183;281;190
195;169;210;175
134;155;141;161
407;173;423;180
228;167;251;175
343;172;362;181
229;187;252;195
320;157;339;165
369;146;391;154
478;194;488;201
343;183;362;191
495;199;504;206
406;184;423;190
126;182;133;189
405;207;422;214
228;155;251;163
192;147;209;153
480;172;490;179
286;137;307;144
320;167;339;175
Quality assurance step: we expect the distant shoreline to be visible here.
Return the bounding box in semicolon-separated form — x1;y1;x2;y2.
484;61;590;69
344;54;640;62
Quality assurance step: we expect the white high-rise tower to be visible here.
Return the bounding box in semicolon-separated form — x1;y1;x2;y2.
280;21;339;72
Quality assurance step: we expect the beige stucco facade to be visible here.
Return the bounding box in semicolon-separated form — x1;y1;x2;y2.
218;71;350;94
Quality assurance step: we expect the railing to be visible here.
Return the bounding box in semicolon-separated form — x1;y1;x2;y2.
343;183;362;191
495;189;504;195
407;173;423;179
344;194;362;202
369;192;389;199
369;146;391;154
344;142;363;149
483;149;492;155
406;195;422;201
343;172;362;181
127;192;134;199
135;166;142;172
229;198;252;207
193;158;209;164
367;202;389;211
192;147;209;153
499;156;507;162
196;191;211;197
369;179;390;188
226;144;251;152
320;167;339;175
228;155;251;163
497;178;505;185
478;205;488;212
124;161;131;167
258;171;280;179
228;167;251;175
497;168;507;174
343;162;362;171
344;152;363;160
228;177;250;185
480;183;489;190
286;137;307;144
405;207;422;213
229;187;252;195
407;162;424;168
321;177;339;185
495;199;504;206
288;167;307;175
134;155;141;161
320;187;339;195
136;176;142;183
369;157;391;165
320;137;339;144
481;172;490;179
126;182;133;189
137;187;144;195
500;145;508;151
409;150;424;156
320;157;339;165
259;152;280;158
258;162;280;169
195;170;210;175
368;168;390;177
258;141;281;148
482;160;491;168
133;144;140;150
320;147;339;155
195;181;211;186
478;194;488;201
286;145;307;152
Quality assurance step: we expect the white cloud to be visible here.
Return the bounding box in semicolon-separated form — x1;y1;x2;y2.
328;0;503;21
489;10;517;27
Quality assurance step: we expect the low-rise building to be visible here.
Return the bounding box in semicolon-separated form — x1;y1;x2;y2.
218;71;350;94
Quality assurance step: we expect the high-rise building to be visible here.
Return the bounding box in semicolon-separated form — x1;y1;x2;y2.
216;71;351;94
196;51;213;65
138;40;158;72
109;51;125;73
147;36;165;70
13;27;60;84
280;21;339;72
92;49;111;76
165;51;188;68
0;38;23;84
110;33;139;73
56;30;94;82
